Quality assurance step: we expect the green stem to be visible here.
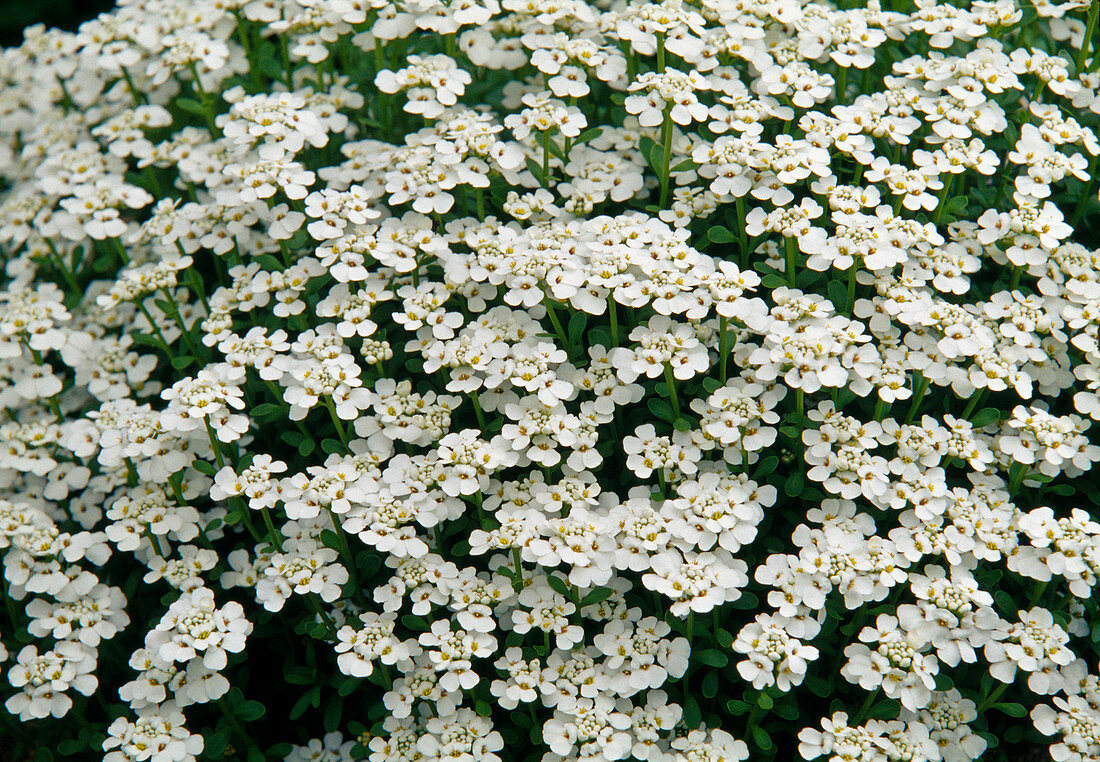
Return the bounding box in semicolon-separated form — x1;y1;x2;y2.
1008;461;1027;495
658;106;674;208
305;594;337;639
45;239;80;296
932;174;955;225
608;297;619;345
960;389;987;421
735;196;749;268
261;506;284;552
279;34;294;87
323;397;350;449
872;397;888;421
543;298;570;352
853;688;881;723
218;698;262;755
326;507;365;601
845;258;859;315
663;364;680;419
120;66;146;106
977;682;1010;714
111;237;129;265
470;391;487;431
785;238;797;287
1078;0;1100;73
136;302;172;355
511;546;524;591
718;316;730;383
144;529;166;558
186;61;220;136
540;130;553;188
904;372;930;424
159;288;201;358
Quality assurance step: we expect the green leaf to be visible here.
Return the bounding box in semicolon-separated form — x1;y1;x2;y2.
826;279;847;310
525;157;543;178
324;696;344;732
977;731;999;749
579;586;614;607
726;699;750;715
702;377;723;393
357;552;381;576
751;726;773;751
57;740;84;756
251;402;284;418
575;127;603;144
647;142;665;175
715;627;733;649
203;730;229;758
867;702;901;721
994;590;1017;615
248;748;265;762
589;328;612;348
192;459;217;476
969;408;1000;428
673;417;692;432
285;666;314;684
321;438;344;455
945;195;968;214
707;226;737;244
730;591;758;610
288;687;320;721
170;355;195;370
1048;484;1075;496
648;398;675;422
567;311;588;345
338;678;359;697
400;614;431;632
772;699;799;720
129;332;162;349
701;670;719;698
238;700;266;721
805;675;831;697
993;702;1027;718
761;274;786;289
255;254;284;271
695;649;728;668
683;695;701;728
298;437;316;457
546;575;571;598
176;97;206;115
784;471;805;497
754;456;779;477
670;159;697;172
475;700;493;717
320;530;343;552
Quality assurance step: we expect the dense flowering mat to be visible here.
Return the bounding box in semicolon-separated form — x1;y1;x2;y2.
2;0;1100;760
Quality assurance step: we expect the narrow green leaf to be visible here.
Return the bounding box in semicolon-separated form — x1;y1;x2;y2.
694;649;728;668
579;586;614;607
969;408;1000;428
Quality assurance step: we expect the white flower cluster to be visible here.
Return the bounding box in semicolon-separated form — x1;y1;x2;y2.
2;0;1100;760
